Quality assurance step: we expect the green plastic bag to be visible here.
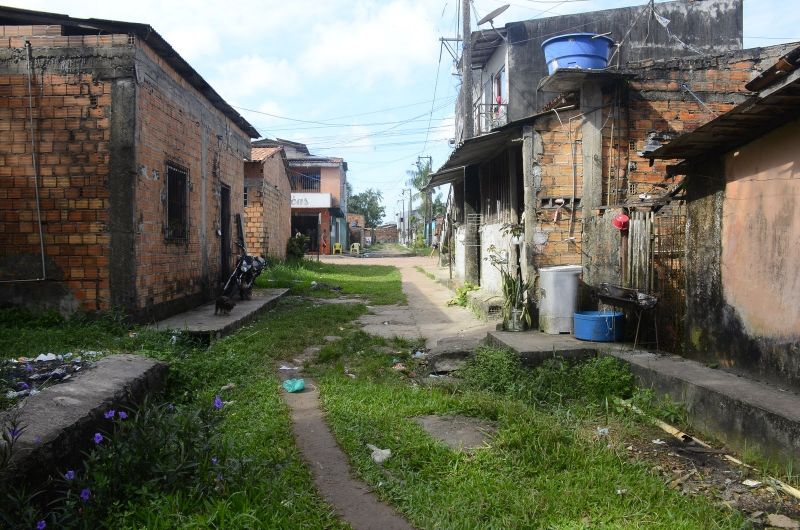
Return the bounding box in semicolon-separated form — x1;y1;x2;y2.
282;378;305;393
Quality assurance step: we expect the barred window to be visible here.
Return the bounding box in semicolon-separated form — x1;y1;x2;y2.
166;163;188;241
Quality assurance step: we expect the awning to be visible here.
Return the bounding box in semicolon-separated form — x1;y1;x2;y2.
425;128;521;190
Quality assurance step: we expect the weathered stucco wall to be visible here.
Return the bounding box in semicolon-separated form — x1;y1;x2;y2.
722;120;800;338
453;225;467;283
684;118;800;390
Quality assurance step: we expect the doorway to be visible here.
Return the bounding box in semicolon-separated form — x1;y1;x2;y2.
220;184;231;282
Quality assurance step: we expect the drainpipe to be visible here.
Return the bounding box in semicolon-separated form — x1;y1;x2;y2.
0;41;47;283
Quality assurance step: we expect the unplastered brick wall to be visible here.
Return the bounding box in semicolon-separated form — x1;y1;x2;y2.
134;41;250;314
0;26;118;312
244;155;290;260
533;110;584;268
623;44;796;191
529;44;794;277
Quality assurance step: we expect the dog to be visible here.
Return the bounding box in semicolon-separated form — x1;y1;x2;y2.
214;295;236;316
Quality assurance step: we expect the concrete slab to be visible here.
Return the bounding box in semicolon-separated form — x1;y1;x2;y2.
488;330;608;366
150;288;288;341
2;354;167;487
489;329;800;467
413;414;497;451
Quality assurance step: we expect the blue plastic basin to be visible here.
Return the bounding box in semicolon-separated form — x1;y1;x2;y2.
573;311;624;342
541;33;614;75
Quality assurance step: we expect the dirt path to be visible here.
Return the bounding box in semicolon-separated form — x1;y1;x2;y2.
331;254;495;349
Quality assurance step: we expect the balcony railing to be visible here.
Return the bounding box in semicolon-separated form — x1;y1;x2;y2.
473;103;508;135
290;173;320;192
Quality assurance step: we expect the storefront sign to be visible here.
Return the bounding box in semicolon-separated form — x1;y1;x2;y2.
291;193;332;208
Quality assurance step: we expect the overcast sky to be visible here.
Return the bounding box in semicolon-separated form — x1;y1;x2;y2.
10;0;800;223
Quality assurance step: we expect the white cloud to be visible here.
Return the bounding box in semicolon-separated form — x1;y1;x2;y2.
213;55;300;102
299;0;440;87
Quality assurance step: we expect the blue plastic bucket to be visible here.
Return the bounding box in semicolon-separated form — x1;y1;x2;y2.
573;311;624;342
541;33;615;75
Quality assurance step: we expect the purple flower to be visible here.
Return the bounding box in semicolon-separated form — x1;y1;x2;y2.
166;403;175;412
80;488;91;502
213;395;223;410
211;456;218;465
64;470;75;481
118;411;128;420
216;472;223;482
8;427;21;439
36;520;46;530
93;432;103;444
17;382;29;390
33;436;42;445
24;363;33;372
104;410;115;419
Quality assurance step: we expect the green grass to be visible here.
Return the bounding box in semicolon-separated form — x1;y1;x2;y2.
310;342;744;529
257;260;405;305
1;262;407;528
414;265;436;281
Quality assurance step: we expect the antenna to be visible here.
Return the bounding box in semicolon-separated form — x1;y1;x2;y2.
477;4;509;26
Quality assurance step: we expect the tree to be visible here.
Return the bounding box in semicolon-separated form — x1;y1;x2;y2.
406;159;438;236
348;188;385;227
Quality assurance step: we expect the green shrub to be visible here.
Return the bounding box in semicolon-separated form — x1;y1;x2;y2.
286;234;310;261
460;348;635;406
447;282;478;307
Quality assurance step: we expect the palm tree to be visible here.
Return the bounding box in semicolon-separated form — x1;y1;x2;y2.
406;159;433;243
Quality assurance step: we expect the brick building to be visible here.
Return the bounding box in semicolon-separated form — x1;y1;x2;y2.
647;48;800;390
246;146;291;260
0;7;259;320
252;138;348;255
373;223;399;244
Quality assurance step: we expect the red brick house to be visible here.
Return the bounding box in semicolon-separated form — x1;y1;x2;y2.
246;147;291;260
0;7;259;321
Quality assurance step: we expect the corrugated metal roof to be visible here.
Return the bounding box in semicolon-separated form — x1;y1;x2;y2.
0;6;259;138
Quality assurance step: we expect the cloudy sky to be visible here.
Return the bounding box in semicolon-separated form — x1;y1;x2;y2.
11;0;800;223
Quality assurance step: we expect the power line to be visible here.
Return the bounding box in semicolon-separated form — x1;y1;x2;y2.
232;96;455;128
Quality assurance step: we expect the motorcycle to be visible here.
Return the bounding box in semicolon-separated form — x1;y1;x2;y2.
223;241;267;300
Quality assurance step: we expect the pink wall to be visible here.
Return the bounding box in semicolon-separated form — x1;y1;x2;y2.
320;166;344;206
722;118;800;338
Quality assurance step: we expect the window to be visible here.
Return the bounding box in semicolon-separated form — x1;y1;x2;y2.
166;163;188;241
243;186;249;207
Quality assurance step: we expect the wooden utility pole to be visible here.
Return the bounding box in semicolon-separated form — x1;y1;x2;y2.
461;0;474;140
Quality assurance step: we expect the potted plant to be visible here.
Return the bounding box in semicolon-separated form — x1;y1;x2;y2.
486;244;532;331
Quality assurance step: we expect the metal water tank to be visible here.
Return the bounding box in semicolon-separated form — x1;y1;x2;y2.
538;265;583;334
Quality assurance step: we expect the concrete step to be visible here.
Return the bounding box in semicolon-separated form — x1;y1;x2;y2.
488;330;800;467
150;288;288;342
2;354;167;488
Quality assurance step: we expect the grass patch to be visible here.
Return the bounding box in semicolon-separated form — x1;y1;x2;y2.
414;265;436;281
257;260;405;305
311;343;743;529
1;300;365;528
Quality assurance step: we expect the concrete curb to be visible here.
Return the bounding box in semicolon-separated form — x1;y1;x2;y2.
2;354;168;488
488;330;800;467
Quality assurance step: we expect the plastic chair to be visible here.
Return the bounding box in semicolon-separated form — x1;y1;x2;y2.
333;242;342;255
350;243;361;255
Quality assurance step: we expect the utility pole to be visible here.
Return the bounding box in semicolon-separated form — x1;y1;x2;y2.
417;156;433;245
407;188;413;245
461;0;474;140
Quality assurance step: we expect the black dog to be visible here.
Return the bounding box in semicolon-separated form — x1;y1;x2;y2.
214;296;236;316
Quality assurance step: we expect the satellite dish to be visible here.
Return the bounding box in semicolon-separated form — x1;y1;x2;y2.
477;4;510;26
